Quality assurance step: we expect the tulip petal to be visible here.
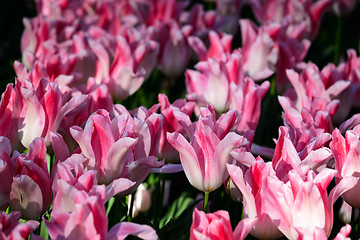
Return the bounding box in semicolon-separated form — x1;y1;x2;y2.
107;222;158;240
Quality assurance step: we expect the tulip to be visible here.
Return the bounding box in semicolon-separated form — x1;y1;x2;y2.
227;158;284;239
13;77;88;149
285;67;351;123
155;21;192;78
0;85;16;147
239;19;310;92
70;109;163;197
10;138;52;220
158;94;195;162
167;106;250;192
46;185;158;240
264;168;358;239
0;211;40;239
186;51;269;133
70;109;137;185
188;30;232;61
330;127;360;208
190;208;255;240
333;224;352;240
239;19;278;81
128;184;152;218
249;0;332;39
272;126;332;180
90;30;159;101
0;137;14;210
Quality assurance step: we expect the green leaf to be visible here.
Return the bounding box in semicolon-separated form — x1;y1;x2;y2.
40;219;49;240
159;192;196;229
106;197;115;216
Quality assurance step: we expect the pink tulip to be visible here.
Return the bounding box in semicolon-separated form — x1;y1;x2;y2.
46;185;158;240
249;0;332;39
330;127;360;208
70;109;137;185
227;158;284;239
188;30;233;61
333;224;352;240
0;137;15;210
0;211;40;240
154;21;192;77
229;78;270;133
167;106;250;192
190;208;255;240
181;4;217;38
10;138;51;220
272;126;332;180
12;78;88;149
186;47;269;134
285;67;351;123
239;19;278;81
70;108;163;197
90;29;158;100
186;57;233;113
240;19;311;92
158;93;195;162
51;154;135;208
17;31;98;88
264;168;358;239
278;95;336;159
0;85;16;147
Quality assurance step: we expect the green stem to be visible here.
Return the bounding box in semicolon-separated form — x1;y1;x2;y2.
203;192;209;213
241;203;244;220
270;75;276;97
333;17;342;65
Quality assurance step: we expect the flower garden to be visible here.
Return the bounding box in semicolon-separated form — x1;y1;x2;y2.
1;0;360;239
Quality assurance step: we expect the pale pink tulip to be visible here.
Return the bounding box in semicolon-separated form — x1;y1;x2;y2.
229;78;270;133
167;106;250;192
17;31;98;89
186;43;269;134
128;184;152;218
186;57;233;113
239;19;310;92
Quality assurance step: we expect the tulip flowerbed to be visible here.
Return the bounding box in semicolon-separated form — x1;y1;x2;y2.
1;0;360;239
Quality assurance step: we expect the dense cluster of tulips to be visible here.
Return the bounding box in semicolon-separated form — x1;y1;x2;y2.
1;0;360;239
